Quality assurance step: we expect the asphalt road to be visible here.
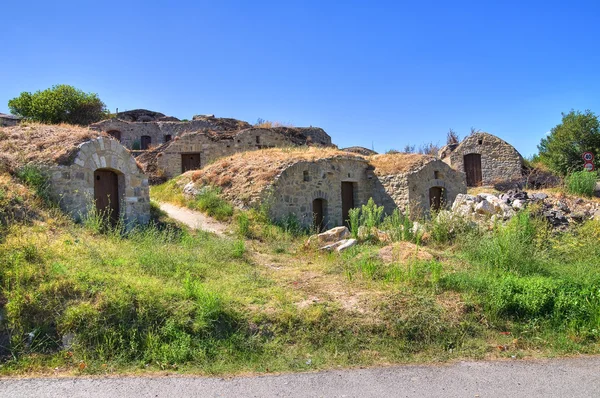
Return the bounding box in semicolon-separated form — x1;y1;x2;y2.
1;357;599;398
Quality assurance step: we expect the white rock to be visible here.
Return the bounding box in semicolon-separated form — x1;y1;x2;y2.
336;239;357;252
475;200;495;215
309;226;350;245
512;199;524;210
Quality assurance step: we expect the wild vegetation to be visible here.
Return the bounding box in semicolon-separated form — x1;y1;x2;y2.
8;85;108;126
0;168;599;377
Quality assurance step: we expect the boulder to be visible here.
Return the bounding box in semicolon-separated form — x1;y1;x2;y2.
308;226;351;245
336;239;357;252
512;199;525;210
475;200;495;215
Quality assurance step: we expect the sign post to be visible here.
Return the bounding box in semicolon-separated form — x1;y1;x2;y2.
582;152;595;172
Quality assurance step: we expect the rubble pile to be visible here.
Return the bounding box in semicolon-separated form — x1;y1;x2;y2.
451;190;600;229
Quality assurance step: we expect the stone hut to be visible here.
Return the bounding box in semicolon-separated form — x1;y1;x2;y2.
439;132;523;187
0;113;22;127
137;126;333;180
370;154;467;217
185;148;466;230
0;124;150;226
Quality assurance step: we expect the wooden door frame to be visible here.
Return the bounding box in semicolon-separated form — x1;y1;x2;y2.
93;168;121;224
463;153;482;187
181;152;201;173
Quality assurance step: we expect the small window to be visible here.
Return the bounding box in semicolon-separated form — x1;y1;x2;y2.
227;145;231;148
164;134;172;142
434;171;439;179
348;173;351;178
303;170;309;182
237;139;241;143
256;136;260;144
478;139;483;145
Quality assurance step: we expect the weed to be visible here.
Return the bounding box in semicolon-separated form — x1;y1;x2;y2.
565;171;597;197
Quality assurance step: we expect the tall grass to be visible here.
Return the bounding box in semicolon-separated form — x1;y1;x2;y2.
565;171;597;197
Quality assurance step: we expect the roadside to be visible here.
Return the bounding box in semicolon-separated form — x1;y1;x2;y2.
1;356;599;398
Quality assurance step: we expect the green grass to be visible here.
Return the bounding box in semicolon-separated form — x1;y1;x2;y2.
565;171;598;197
150;180;233;221
1;177;600;376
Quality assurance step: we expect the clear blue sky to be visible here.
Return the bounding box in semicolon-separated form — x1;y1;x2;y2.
2;0;599;157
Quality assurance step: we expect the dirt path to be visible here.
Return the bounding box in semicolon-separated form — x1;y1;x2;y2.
158;202;229;236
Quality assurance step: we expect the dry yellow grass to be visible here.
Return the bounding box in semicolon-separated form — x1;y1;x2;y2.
369;153;435;175
0;122;108;170
191;147;364;203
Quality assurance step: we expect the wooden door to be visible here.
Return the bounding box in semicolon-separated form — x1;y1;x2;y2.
181;153;201;173
107;130;121;142
94;169;119;224
341;182;354;227
464;153;482;186
429;187;443;211
313;198;324;232
140;135;152;150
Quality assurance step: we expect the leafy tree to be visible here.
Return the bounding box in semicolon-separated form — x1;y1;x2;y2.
538;110;600;175
8;85;108;125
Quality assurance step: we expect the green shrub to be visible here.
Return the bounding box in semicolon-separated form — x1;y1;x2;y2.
428;210;475;245
360;198;384;230
190;187;233;221
461;211;550;275
381;208;413;242
235;212;251;238
348;208;360;238
15;165;50;203
565;171;597;197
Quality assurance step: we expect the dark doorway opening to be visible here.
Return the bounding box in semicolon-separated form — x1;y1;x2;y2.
341;182;355;227
94;169;120;224
107;130;121;142
164;134;172;143
464;153;482;187
140;135;152;150
182;153;201;173
429;186;445;211
312;198;326;232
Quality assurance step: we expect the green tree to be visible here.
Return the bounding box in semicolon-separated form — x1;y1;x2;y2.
538;110;600;175
8;84;108;125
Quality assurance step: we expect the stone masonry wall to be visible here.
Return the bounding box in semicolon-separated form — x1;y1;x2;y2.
446;133;523;185
372;160;466;217
406;160;466;215
266;158;373;229
158;129;301;178
45;137;150;226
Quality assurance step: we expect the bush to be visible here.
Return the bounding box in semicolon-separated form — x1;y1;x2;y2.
189;187;233;221
381;208;413;242
565;171;597;197
15;165;50;203
8;84;108;125
461;211;550;275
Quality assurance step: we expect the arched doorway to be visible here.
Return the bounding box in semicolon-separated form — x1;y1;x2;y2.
464;153;482;186
312;198;327;232
107;130;121;142
94;169;120;224
429;187;445;211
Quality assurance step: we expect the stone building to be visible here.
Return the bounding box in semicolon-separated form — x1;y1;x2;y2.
439;132;523;187
369;154;467;217
186;148;466;230
138;126;333;180
0;113;22;127
0;124;150;226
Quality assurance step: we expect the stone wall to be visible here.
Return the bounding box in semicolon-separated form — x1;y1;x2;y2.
0;115;20;127
157;129;300;178
372;160;466;217
444;133;523;186
266;158;374;229
45;137;150;226
89;119;219;149
90;118;332;151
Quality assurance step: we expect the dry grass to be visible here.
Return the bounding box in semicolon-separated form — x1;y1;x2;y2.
191;147;364;204
369;153;435;175
0;122;108;171
254;120;294;128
